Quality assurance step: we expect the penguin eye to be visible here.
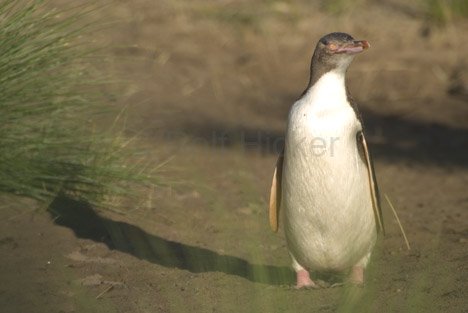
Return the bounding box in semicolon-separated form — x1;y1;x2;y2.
321;39;328;45
328;43;337;51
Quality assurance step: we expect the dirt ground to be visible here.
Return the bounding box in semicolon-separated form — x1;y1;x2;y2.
1;1;467;312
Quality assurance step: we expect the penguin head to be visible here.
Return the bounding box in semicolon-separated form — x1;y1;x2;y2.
312;32;369;73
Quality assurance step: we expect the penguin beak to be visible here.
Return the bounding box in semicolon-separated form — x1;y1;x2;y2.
335;40;370;54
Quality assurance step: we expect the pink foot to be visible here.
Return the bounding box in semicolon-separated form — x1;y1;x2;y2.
295;269;317;289
349;266;364;285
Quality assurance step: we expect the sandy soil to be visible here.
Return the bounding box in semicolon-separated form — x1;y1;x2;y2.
1;1;467;312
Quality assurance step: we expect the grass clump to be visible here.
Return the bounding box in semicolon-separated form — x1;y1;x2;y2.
423;0;468;24
0;1;155;208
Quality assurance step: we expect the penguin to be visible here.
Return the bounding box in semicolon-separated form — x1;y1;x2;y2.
269;32;384;288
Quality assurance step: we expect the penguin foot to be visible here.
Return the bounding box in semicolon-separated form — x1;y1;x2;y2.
348;266;364;285
294;269;318;289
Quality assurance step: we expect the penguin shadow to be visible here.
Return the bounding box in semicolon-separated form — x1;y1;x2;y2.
48;195;294;286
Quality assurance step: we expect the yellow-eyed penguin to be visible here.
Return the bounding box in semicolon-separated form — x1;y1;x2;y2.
269;32;384;288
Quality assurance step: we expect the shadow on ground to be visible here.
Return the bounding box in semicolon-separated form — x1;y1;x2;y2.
154;107;468;168
48;195;294;285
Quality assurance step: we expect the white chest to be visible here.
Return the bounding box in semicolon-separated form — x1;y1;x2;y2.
282;71;376;271
287;71;361;159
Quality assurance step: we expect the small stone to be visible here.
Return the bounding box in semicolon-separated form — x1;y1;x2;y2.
78;274;103;286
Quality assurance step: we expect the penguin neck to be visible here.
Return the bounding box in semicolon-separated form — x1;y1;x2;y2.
302;69;350;111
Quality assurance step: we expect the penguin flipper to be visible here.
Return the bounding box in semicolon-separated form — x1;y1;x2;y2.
269;149;284;232
357;131;385;235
